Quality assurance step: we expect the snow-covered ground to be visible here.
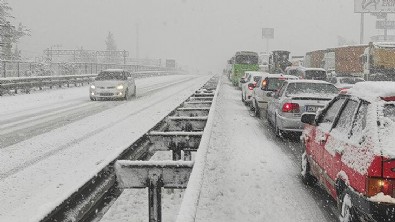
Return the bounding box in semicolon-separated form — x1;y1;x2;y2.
98;77;336;222
0;74;211;222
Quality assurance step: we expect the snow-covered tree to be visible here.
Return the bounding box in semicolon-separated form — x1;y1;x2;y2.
0;1;29;60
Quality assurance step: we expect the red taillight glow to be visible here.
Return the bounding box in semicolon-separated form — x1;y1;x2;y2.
282;103;300;113
366;177;395;197
248;82;256;90
381;96;395;101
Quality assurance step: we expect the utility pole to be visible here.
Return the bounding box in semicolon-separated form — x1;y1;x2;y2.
136;23;140;61
360;13;364;44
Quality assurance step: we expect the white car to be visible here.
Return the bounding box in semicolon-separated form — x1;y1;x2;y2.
89;69;136;101
251;74;298;117
241;71;267;104
266;80;338;137
327;76;365;91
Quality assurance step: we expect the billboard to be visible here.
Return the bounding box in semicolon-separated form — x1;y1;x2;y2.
355;0;395;13
166;59;176;68
262;28;274;39
376;20;395;29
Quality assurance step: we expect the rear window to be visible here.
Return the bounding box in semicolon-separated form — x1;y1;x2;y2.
96;71;127;81
339;77;364;84
267;78;286;91
286;82;339;95
305;70;326;80
253;76;261;82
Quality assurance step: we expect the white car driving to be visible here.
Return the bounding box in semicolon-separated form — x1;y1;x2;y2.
89;69;136;101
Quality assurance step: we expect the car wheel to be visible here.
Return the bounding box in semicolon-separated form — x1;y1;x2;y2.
254;101;260;117
339;193;359;222
133;87;137;97
124;89;130;100
301;152;317;185
241;92;245;102
275;115;283;138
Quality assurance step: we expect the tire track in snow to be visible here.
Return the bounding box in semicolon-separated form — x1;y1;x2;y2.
0;76;199;181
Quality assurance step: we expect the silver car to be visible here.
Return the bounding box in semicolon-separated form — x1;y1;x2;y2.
266;80;338;137
251;74;298;117
89;69;136;101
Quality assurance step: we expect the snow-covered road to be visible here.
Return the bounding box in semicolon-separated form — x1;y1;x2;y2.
193;79;336;221
0;74;212;222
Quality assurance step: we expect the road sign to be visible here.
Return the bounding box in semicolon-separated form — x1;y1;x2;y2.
262;28;274;39
371;34;395;41
355;0;395;13
376;20;395;29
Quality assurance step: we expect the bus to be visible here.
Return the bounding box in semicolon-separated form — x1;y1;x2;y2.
231;51;259;86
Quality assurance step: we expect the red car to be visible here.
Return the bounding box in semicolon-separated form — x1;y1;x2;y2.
300;82;395;222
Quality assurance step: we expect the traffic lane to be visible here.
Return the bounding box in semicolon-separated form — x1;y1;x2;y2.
249;108;340;222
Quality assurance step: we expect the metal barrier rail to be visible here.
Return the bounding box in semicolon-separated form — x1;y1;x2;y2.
0;70;185;96
38;76;219;222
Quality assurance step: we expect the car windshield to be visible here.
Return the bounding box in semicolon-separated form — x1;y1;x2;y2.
339;77;364;84
96;72;127;81
286;82;339;95
305;70;326;80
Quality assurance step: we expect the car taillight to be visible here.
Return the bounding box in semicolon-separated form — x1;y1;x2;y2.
248;82;256;90
366;177;395;197
282;103;300;113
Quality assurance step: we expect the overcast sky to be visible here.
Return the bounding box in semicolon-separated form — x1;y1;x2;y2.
9;0;389;73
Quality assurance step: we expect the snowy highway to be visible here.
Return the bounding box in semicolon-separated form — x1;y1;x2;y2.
0;74;212;222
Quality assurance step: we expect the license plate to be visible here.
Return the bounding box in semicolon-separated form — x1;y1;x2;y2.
305;106;322;112
100;93;113;96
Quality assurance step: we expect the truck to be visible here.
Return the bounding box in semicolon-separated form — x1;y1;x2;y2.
268;50;292;73
361;42;395;80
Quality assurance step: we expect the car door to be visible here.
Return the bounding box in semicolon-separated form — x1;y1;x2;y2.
267;82;287;124
321;98;359;197
308;97;347;183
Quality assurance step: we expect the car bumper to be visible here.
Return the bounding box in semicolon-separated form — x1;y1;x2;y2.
277;114;304;132
90;89;126;98
256;100;268;110
348;189;395;222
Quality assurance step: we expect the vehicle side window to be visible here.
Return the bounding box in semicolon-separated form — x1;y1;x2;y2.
349;102;368;141
330;77;337;84
318;98;346;131
332;100;359;136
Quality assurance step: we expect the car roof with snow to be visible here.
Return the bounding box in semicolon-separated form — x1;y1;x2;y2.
266;73;299;79
285;79;331;84
102;69;125;72
347;81;395;102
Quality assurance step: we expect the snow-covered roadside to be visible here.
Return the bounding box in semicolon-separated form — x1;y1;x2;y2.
0;75;211;222
192;77;329;221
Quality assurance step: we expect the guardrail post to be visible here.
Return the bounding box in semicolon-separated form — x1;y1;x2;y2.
17;62;20;77
148;171;162;222
3;61;6;78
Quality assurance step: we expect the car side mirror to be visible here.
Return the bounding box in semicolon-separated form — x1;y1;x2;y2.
301;113;316;125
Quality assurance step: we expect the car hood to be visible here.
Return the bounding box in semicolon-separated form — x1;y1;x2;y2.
93;80;126;87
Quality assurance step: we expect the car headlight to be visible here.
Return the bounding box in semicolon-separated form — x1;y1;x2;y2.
117;85;124;90
90;85;95;89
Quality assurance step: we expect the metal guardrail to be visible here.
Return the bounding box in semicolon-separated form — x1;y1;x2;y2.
0;70;185;96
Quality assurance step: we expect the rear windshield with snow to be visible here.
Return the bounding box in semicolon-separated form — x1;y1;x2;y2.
267;78;286;91
96;72;127;81
339;77;364;84
286;82;339;95
305;70;326;80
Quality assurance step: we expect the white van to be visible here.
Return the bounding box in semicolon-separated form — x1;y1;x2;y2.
285;66;327;81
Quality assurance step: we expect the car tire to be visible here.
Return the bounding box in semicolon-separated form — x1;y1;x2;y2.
90;96;96;101
301;152;317;186
241;92;245;102
274;115;282;137
132;87;137;97
339;193;359;222
254;101;260;117
124;89;130;101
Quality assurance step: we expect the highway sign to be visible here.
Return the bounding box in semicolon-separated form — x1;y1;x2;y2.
376;20;395;29
355;0;395;13
262;28;274;39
